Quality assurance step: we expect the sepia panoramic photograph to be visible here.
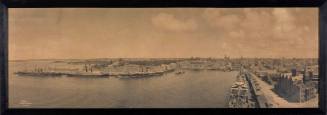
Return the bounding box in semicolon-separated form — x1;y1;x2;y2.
9;8;318;108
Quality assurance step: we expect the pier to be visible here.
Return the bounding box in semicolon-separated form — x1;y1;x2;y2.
243;70;271;108
229;67;272;108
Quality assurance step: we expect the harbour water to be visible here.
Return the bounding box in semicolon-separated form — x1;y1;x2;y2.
9;61;237;108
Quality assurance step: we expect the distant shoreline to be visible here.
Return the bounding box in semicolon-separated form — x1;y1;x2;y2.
9;57;319;62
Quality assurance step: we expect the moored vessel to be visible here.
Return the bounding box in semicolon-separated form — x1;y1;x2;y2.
228;72;255;108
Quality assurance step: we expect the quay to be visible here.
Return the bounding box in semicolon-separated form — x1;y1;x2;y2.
228;67;272;108
243;70;272;108
15;68;175;78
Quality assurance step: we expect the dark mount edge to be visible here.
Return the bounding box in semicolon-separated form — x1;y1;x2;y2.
0;0;326;115
319;0;327;114
0;2;8;115
1;0;326;8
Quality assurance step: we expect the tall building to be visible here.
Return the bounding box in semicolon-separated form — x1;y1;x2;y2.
291;68;297;76
274;73;317;102
303;65;311;84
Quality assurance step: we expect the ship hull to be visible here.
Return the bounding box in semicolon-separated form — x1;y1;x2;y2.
15;72;109;78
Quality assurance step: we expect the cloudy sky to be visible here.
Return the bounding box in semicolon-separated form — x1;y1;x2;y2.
9;8;318;60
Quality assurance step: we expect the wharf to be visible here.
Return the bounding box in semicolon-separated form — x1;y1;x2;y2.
15;69;175;78
228;68;272;108
244;70;271;108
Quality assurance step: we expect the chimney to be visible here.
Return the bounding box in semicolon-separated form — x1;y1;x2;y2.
291;68;297;76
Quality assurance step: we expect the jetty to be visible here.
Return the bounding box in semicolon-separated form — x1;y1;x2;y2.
228;70;255;108
228;67;272;108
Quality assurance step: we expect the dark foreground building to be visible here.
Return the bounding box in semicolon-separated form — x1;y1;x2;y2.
274;70;317;102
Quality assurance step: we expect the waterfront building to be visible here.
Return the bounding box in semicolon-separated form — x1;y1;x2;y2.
309;71;319;89
232;63;242;71
291;68;297;76
302;66;311;84
274;73;317;102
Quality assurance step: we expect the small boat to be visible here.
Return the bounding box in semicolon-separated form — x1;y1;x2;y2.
175;70;185;75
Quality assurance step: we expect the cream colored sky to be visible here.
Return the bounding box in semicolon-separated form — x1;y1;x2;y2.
9;8;318;60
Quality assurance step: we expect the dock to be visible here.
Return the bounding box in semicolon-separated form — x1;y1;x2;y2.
228;68;272;108
244;71;272;108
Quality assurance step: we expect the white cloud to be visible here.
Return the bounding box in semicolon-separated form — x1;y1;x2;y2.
151;13;198;32
200;8;317;58
202;8;241;31
229;30;245;38
272;9;297;37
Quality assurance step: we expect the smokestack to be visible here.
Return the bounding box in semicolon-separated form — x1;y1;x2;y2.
291;68;297;76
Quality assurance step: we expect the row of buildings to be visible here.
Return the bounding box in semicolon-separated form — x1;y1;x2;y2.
273;67;318;102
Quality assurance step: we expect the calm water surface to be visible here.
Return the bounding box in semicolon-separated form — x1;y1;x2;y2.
9;61;237;108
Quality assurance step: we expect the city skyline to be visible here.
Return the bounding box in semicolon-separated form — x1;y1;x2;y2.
9;8;318;60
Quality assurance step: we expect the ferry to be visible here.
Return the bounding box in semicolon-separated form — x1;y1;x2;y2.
117;69;176;79
15;67;176;79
